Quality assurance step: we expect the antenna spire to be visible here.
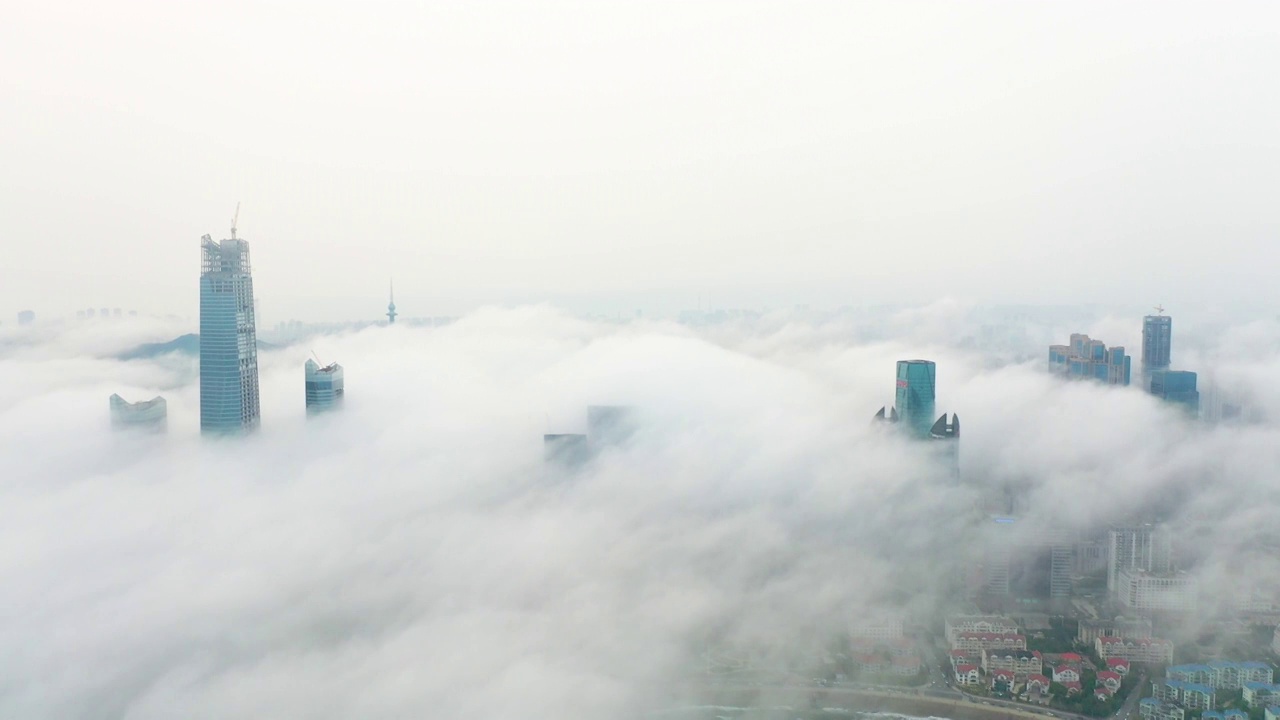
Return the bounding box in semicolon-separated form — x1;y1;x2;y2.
386;278;398;325
231;202;240;240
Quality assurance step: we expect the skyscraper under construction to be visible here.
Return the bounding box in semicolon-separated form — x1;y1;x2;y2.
199;214;261;435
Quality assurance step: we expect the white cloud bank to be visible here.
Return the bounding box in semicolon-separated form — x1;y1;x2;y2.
1;306;1278;719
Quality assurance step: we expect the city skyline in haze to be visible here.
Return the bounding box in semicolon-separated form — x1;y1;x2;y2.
4;2;1280;322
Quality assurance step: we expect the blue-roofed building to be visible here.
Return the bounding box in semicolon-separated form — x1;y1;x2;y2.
1141;698;1186;720
1203;710;1248;720
1264;706;1280;720
1170;662;1274;690
1153;680;1216;710
1244;683;1280;708
1168;665;1214;686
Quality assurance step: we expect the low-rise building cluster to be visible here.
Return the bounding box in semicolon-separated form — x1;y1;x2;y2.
1166;661;1272;690
1144;658;1274;720
848;616;919;678
1096;636;1175;665
1243;683;1280;709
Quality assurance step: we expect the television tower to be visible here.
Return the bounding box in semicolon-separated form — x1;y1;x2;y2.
386;279;397;325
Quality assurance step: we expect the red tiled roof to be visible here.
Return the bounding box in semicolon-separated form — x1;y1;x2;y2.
1060;653;1082;661
1029;675;1050;685
956;664;978;673
1098;671;1122;681
1107;659;1131;667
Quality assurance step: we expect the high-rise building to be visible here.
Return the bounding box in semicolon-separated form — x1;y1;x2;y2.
544;433;590;467
1108;524;1173;592
930;413;961;482
109;394;167;432
304;359;344;414
1049;334;1131;386
16;310;34;325
1150;370;1199;416
1142;313;1173;383
895;360;937;438
199;230;261;435
587;405;637;447
386;280;397;325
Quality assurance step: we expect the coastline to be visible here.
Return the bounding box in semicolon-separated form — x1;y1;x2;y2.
690;685;1054;720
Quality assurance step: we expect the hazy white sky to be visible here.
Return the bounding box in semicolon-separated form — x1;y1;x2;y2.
3;1;1278;323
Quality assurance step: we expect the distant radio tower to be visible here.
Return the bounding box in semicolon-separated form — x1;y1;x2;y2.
386;279;398;324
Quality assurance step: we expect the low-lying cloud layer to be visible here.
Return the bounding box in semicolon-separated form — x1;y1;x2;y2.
2;306;1278;719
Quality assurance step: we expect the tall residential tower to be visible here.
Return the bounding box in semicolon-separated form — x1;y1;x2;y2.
199;222;261;435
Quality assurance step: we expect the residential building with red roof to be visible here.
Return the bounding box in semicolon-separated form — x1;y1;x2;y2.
1096;636;1175;664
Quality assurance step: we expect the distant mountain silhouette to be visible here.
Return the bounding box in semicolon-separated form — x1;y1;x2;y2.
116;334;277;360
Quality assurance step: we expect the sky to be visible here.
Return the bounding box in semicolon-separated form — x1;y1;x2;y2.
4;4;1280;717
3;308;1280;718
3;1;1280;323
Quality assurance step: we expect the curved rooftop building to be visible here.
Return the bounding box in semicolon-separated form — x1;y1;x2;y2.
304;359;345;415
109;394;167;432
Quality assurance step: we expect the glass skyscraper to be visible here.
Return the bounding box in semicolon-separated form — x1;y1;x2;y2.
199;234;261;434
1150;369;1199;416
304;359;345;414
1142;314;1173;378
1049;334;1131;386
895;360;937;438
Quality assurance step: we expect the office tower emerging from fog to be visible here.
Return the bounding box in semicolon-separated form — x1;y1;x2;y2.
386;280;397;324
1142;313;1172;384
199;230;261;435
895;360;937;438
1108;524;1173;592
544;406;639;469
17;310;35;325
109;394;167;432
1049;334;1131;386
544;433;590;467
1150;370;1199;416
981;517;1073;605
304;360;345;415
587;405;638;446
929;413;961;481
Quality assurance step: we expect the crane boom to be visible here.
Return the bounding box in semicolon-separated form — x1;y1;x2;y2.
231;202;240;239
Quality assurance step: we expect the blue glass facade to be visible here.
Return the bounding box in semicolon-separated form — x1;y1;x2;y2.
1151;370;1199;415
1142;315;1172;372
199;236;261;434
305;359;345;414
1049;334;1130;386
895;360;936;439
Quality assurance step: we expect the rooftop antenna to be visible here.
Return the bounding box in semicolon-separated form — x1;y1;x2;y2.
231;202;240;240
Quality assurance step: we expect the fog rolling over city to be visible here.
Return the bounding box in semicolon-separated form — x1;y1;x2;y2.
0;308;1279;718
5;1;1280;719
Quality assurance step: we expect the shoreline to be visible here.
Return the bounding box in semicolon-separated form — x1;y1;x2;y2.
691;686;1055;720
